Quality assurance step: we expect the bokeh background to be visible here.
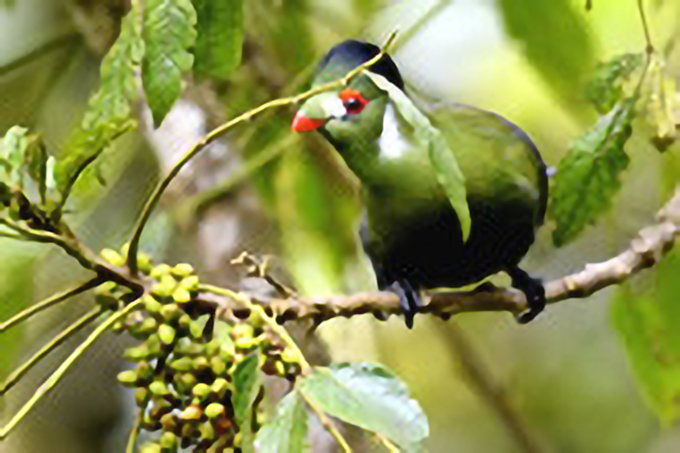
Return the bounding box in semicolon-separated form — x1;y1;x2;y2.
1;0;680;452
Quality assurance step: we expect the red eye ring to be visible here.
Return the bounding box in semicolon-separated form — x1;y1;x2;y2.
339;88;369;114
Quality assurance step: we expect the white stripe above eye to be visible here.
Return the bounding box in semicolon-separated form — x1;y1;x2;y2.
321;96;347;118
378;103;409;160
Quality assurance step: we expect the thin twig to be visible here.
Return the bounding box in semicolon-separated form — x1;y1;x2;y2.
637;0;654;54
0;307;101;394
126;31;399;274
0;218;96;270
126;410;142;453
302;393;352;453
199;284;311;375
439;322;544;453
0;300;142;439
0;278;103;332
376;434;400;453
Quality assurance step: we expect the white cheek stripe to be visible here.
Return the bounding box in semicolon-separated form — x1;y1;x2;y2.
379;103;408;160
321;96;347;118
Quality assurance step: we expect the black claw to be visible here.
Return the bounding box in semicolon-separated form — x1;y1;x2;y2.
388;280;421;329
506;266;545;324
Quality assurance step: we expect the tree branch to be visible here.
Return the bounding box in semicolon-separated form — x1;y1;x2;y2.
199;187;680;325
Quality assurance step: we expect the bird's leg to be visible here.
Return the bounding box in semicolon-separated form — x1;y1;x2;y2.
387;279;421;329
506;266;545;324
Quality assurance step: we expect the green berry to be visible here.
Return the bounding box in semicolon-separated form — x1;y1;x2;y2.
143;295;163;314
100;248;125;267
123;344;150;362
160;304;183;323
210;378;231;397
210;356;227;376
171;263;194;279
192;383;211;399
159;432;178;450
140;443;161;453
205;403;225;419
150;264;172;280
180;405;202;421
179;275;199;291
135;387;150;407
149;381;171;396
117;370;138;387
158;324;176;345
199;420;216;441
172;287;191;304
169;356;193;372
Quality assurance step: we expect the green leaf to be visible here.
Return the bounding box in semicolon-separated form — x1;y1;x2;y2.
550;98;636;246
365;71;470;241
24;137;48;203
298;363;429;450
256;391;309;453
142;0;197;126
233;354;262;452
611;251;680;424
56;10;143;194
499;0;596;103
192;0;243;80
586;54;644;114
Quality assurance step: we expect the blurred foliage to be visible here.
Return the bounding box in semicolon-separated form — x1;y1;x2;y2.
192;0;244;80
587;53;644;114
498;0;596;108
612;250;680;425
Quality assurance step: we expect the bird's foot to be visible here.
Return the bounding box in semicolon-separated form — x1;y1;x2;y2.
387;280;421;329
507;266;545;324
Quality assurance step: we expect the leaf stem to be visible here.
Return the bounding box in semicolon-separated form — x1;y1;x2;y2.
0;300;142;439
0;278;102;332
302;393;352;453
126;31;398;274
126;410;142;453
0;307;101;394
637;0;654;55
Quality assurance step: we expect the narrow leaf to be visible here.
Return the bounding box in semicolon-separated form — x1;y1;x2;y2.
298;363;429;450
257;391;309;453
550;98;636;246
142;0;197;126
586;54;644;114
193;0;243;80
365;71;470;241
612;251;680;424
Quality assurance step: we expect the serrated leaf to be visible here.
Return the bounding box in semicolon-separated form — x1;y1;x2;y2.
298;363;429;450
142;0;197;126
192;0;243;80
611;251;680;425
587;53;644;114
56;10;143;195
499;0;595;103
365;71;470;241
256;391;309;453
233;354;262;452
550;98;636;246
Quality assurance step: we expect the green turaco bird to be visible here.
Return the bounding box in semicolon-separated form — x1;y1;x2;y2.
292;40;548;328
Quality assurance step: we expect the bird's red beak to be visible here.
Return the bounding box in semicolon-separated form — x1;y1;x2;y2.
291;111;327;132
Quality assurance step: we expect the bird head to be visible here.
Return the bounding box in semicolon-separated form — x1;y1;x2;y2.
291;40;404;142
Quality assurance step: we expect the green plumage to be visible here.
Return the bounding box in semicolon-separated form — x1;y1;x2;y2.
294;40;548;327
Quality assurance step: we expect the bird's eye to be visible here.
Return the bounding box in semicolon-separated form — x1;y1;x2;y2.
339;88;368;115
344;98;363;113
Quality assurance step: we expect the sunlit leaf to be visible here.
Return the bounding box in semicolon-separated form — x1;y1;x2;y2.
256;391;309;453
142;0;197;126
366;71;470;241
550;98;636;246
56;10;143;194
612;251;680;424
586;53;644;114
298;363;429;450
2;126;30;186
193;0;243;80
499;0;595;103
